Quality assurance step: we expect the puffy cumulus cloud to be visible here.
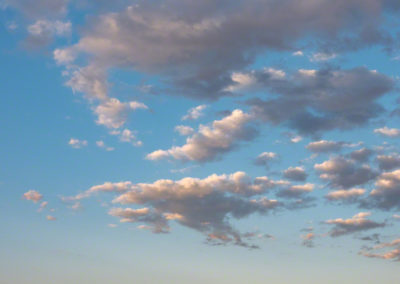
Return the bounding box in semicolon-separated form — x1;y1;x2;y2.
96;140;114;151
254;152;278;168
314;156;377;189
349;148;374;162
108;207;169;233
374;127;400;138
65;65;108;101
60;65;148;132
182;105;207;121
360;238;400;261
174;125;194;136
22;190;43;203
54;0;399;100
325;188;366;202
306;140;347;153
283;166;307;181
68;138;88;149
146;110;257;162
325;212;385;237
366;169;400;210
247;67;393;135
94;98;148;129
111;129;143;147
376;154;400;171
77;172;284;247
277;183;314;199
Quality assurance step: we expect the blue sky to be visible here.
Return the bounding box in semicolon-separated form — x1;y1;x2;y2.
1;1;400;283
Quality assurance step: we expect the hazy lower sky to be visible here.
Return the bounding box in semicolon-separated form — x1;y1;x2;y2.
1;1;400;283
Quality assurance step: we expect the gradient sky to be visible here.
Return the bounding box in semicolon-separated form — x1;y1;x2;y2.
1;1;400;283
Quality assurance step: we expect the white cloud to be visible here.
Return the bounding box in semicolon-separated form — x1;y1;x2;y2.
374;126;400;138
68;138;88;149
325;212;385;237
182;105;207;121
147;109;256;162
96;140;114;151
23;190;43;203
292;51;304;56
298;69;317;77
325;188;365;201
310;52;337;62
174;125;194;136
28;20;71;37
95;98;147;129
111;129;142;147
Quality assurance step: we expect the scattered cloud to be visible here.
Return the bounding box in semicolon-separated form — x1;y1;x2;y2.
325;212;385;237
182;105;207;121
147;110;257;162
22;190;43;203
68;138;88;149
96;140;114;151
374;127;400;138
254;152;278;168
283;166;307;181
325;188;366;202
174;125;194;136
314;156;377;189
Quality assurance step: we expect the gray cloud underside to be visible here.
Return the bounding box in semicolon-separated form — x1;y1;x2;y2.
56;0;398;100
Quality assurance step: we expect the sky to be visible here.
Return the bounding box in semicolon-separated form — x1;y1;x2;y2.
1;0;400;283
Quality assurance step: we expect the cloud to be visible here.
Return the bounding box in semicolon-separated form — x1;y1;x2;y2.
292;51;304;57
301;231;315;248
68;138;88;149
248;67;393;135
174;125;194;136
310;52;337;62
46;215;56;221
374;127;400;138
55;0;399;100
277;183;314;199
37;201;48;212
182;105;207;121
306;140;346;153
376;154;400;171
85;172;284;247
26;19;71;45
349;148;374;162
96;140;114;151
366;169;400;210
314;156;377;189
361;238;400;261
94;98;148;129
283;166;307;181
22;190;43;203
112;129;143;147
146;109;257;162
65;181;133;201
325;212;385;237
65;65;108;101
108;207;169;233
325;188;366;202
3;0;69;19
254;152;278;168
